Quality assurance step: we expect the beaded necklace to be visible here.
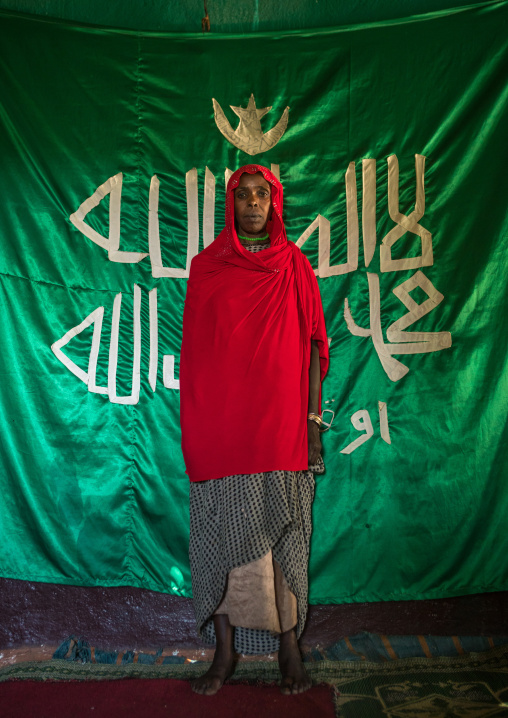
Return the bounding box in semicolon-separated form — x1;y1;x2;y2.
238;233;269;242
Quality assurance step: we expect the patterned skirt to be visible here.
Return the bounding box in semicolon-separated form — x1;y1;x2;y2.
189;459;323;655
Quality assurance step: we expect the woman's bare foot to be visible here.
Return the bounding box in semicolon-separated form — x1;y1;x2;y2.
190;646;236;695
191;614;236;696
278;628;312;695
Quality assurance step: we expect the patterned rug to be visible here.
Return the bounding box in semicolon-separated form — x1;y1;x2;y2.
1;644;508;717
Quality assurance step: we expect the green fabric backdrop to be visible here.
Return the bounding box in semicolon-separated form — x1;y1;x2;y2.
0;2;507;603
0;0;494;32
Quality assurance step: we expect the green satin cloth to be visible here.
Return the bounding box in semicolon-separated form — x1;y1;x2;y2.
0;3;507;603
0;0;493;32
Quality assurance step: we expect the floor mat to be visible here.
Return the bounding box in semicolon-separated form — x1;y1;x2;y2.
2;644;508;717
329;651;508;717
0;677;335;718
308;633;508;662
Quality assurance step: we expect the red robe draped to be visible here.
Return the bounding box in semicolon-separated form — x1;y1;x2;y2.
180;164;328;482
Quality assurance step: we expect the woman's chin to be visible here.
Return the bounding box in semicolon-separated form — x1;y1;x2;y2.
240;227;265;237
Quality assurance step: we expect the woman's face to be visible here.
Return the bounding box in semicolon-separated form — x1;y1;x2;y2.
234;172;272;237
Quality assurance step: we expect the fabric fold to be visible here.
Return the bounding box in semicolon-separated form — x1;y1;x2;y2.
189;459;322;654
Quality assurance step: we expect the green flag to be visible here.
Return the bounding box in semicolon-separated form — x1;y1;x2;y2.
0;2;507;603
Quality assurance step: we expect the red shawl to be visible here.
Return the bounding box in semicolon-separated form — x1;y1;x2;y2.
180;164;328;482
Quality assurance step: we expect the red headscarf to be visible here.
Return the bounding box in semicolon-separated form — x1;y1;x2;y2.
180;165;328;481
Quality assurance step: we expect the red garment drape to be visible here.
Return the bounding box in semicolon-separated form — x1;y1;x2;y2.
180;165;328;481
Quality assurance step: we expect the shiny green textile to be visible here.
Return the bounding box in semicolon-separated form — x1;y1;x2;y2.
0;3;507;603
0;0;493;33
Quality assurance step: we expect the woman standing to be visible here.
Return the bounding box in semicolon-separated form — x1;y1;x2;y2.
180;165;328;695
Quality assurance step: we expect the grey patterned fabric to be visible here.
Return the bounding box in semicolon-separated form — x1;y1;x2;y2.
238;241;270;251
189;459;324;655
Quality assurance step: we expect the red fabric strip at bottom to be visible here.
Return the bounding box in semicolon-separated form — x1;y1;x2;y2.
0;678;336;718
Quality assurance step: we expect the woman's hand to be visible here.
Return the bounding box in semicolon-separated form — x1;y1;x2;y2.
307;419;322;466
